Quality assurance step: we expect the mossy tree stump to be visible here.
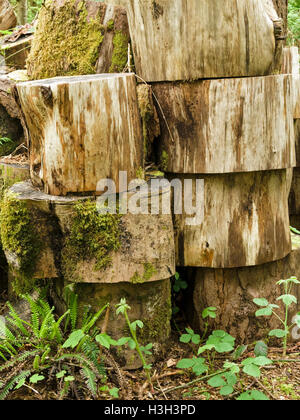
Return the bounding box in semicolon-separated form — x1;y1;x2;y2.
26;0;130;80
1;181;175;292
17;74;144;195
109;0;282;81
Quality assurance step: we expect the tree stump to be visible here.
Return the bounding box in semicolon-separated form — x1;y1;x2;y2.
186;233;300;344
0;0;17;31
168;171;291;268
1;181;175;285
51;278;172;369
152;75;295;174
1;36;33;70
0;104;23;156
110;0;281;81
26;0;130;80
17;74;144;195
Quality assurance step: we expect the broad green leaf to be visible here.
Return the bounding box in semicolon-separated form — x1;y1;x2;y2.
255;307;273;317
250;390;269;401
237;392;252;401
15;378;25;390
180;334;192;344
232;345;248;360
220;385;234;396
197;344;214;355
207;375;226;388
224;372;237;386
277;294;297;306
242;364;261;378
269;329;288;338
128;338;136;350
223;362;240;374
96;333;111;349
212;330;226;338
56;370;66;379
176;359;195;369
109;388;119;398
254;341;268;357
62;330;85;349
116;337;131;346
192;358;208;376
253;356;272;366
64;376;75;382
215;342;234;353
253;298;269;307
191;334;201;345
30;374;45;384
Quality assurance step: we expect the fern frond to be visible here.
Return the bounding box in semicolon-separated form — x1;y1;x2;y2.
0;350;39;372
0;370;31;400
80;366;97;397
56;353;100;377
82;304;108;334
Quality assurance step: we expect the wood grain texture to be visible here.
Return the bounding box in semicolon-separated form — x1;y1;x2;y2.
5;181;175;283
169;171;291;268
186;237;300;343
153;75;295;174
281;46;300;118
17;74;144;195
0;0;17;31
109;0;279;81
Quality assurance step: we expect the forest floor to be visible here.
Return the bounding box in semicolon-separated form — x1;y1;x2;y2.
0;291;300;401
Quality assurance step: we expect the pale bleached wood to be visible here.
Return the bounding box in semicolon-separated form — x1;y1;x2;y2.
108;0;280;81
169;171;291;268
0;0;17;30
4;181;175;283
281;46;300;118
187;235;300;344
17;74;144;195
153;75;295;174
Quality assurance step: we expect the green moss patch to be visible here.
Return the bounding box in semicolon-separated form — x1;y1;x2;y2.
130;263;157;284
0;193;41;294
109;31;128;73
27;0;105;79
62;200;122;281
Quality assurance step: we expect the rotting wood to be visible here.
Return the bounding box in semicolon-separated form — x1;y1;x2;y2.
17;73;144;195
152;75;295;174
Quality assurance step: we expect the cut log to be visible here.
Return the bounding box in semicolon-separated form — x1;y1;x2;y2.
26;0;130;80
186;233;300;344
51;278;172;369
1;36;33;70
109;0;281;81
0;103;23;156
2;181;175;285
17;74;144;195
0;0;17;31
153;75;295;174
0;161;29;193
169;171;291;268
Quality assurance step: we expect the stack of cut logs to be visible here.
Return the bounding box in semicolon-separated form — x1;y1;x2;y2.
0;0;299;363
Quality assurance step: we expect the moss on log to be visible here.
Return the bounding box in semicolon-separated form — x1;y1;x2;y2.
26;0;130;80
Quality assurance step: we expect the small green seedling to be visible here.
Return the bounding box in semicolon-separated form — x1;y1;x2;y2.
254;276;300;356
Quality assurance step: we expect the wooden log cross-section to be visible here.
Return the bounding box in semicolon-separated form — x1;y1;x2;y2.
0;0;17;31
169;171;291;268
17;74;144;195
153;75;295;174
2;181;175;283
109;0;282;81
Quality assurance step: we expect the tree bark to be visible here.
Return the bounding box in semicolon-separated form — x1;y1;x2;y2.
152;75;295;174
17;74;144;195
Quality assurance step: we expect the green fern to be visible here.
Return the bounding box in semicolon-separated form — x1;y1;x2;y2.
0;370;31;400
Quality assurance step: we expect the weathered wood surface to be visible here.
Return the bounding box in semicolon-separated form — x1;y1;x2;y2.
1;36;33;69
109;0;281;81
153;75;295;174
169;171;291;268
0;0;17;31
3;181;175;283
27;0;130;80
0;161;29;189
17;74;144;195
281;47;300;119
52;278;171;369
186;233;300;343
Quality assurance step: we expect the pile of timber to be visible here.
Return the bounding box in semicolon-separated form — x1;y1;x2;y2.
0;0;299;357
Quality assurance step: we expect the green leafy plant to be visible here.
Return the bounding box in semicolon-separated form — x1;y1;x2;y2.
114;298;153;386
0;290;108;400
254;276;300;356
